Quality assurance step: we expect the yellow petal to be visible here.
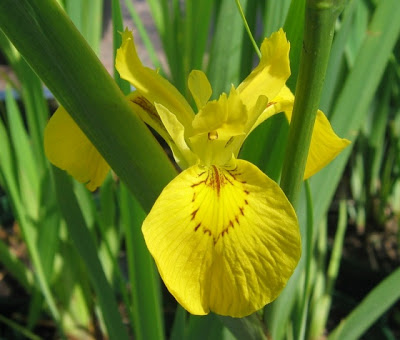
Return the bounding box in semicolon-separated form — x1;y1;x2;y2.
142;159;301;317
192;87;247;140
250;85;294;134
116;29;194;129
127;91;176;148
154;103;198;168
188;70;212;110
44;107;110;191
304;110;351;179
237;29;290;111
248;86;350;179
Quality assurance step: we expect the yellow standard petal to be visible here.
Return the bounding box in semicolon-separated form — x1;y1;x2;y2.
237;29;290;112
116;29;194;129
188;70;212;110
142;159;301;317
44;107;110;191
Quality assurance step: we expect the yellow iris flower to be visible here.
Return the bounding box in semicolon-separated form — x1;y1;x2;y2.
44;29;350;317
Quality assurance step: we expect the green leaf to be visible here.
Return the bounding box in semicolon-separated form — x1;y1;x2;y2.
328;268;400;340
283;0;306;91
207;0;247;96
0;239;33;292
119;184;165;340
65;0;103;54
112;0;131;94
53;167;130;340
305;0;400;230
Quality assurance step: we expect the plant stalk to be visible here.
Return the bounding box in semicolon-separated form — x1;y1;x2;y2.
280;0;345;207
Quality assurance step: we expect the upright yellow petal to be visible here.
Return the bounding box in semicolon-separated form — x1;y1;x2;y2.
188;70;212;110
237;29;290;112
44;107;110;191
304;111;351;179
192;87;247;140
116;29;194;129
142;160;301;317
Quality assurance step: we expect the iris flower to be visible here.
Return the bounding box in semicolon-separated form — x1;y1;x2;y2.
45;29;349;317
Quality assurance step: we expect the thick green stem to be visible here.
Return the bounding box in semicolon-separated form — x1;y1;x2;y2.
280;0;345;206
0;0;177;212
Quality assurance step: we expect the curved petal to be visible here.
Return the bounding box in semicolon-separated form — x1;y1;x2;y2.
127;91;176;147
116;29;194;129
155;103;198;169
142;159;301;317
44;107;110;191
188;70;212;110
304;110;351;179
192;87;247;139
237;29;290;111
249;85;294;134
247;86;350;179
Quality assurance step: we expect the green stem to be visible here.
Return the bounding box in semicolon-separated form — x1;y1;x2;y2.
280;0;345;206
0;0;177;212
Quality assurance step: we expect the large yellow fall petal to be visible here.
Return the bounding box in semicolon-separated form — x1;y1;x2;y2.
237;29;290;112
116;29;194;129
142;159;301;317
44;107;110;191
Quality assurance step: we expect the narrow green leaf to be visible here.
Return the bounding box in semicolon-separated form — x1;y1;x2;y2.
2;88;62;334
65;0;103;54
186;1;213;71
207;0;247;96
217;315;266;340
53;167;129;340
112;0;131;94
305;0;400;230
328;267;400;340
170;306;187;340
5;86;40;219
320;0;357;114
185;314;236;340
283;0;306;91
0;314;42;340
119;183;165;340
263;0;291;37
0;239;34;292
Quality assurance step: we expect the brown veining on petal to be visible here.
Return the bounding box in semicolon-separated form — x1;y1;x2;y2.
131;95;162;124
190;165;252;246
194;223;201;232
211;165;222;197
191;208;199;220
